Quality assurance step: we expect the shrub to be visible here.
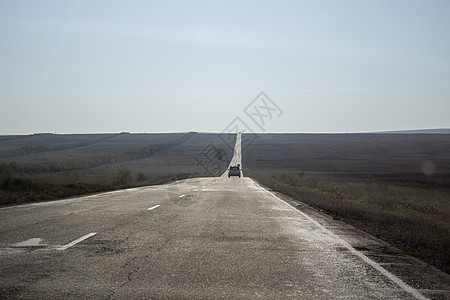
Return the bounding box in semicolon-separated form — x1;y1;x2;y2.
112;168;132;185
0;175;34;191
136;171;146;182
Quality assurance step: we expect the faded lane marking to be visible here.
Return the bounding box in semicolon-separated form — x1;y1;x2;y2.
148;205;161;211
12;238;47;248
57;232;97;251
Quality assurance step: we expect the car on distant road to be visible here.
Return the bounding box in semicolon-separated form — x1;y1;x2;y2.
228;166;241;178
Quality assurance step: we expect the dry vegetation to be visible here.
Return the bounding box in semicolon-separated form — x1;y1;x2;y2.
243;133;450;273
0;132;232;206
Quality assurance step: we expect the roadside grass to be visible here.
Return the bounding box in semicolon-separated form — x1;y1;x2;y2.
243;133;450;273
0;175;110;206
0;171;194;207
248;171;450;273
0;132;233;206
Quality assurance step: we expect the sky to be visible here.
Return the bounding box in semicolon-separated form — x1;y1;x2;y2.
1;0;449;134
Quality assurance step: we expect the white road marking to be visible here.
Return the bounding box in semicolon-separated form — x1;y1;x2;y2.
12;238;46;248
57;232;97;251
253;180;428;300
148;205;161;211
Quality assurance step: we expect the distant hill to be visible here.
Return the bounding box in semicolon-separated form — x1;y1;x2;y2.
375;128;450;134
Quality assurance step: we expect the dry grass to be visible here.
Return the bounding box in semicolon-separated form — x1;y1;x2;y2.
0;132;233;206
243;133;450;273
250;172;450;273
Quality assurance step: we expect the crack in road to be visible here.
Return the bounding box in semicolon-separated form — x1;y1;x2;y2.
105;256;141;300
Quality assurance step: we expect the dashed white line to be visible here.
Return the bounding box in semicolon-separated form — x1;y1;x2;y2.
148;205;161;211
57;232;97;251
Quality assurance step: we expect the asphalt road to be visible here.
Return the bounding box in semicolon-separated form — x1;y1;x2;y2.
1;133;449;299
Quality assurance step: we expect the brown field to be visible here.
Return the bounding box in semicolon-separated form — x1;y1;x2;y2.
242;133;450;273
0;132;234;205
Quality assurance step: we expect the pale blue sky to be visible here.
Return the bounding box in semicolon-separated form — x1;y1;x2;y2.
1;0;449;134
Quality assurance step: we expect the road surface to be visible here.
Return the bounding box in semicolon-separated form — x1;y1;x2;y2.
1;133;449;299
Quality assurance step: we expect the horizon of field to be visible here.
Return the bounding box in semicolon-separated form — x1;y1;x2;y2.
2;127;450;137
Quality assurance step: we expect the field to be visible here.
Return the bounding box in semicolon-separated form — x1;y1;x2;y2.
242;133;450;273
0;132;234;205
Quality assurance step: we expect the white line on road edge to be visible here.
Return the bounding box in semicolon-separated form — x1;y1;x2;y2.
57;233;97;251
252;180;428;300
148;205;161;211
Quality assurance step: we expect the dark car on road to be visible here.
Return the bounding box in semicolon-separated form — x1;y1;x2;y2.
228;166;241;178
